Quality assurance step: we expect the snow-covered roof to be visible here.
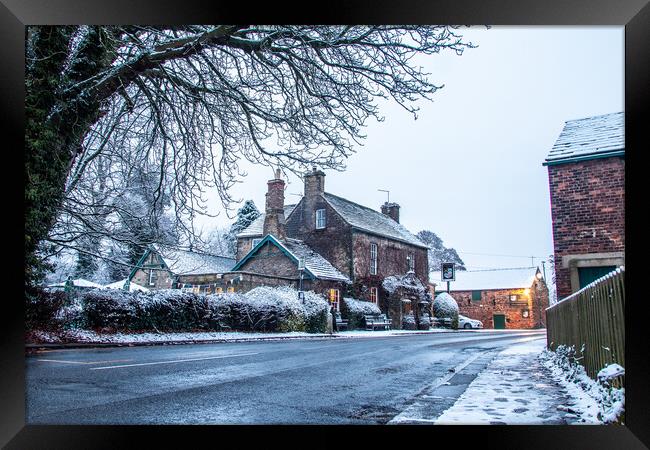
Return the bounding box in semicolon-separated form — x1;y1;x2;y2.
282;238;351;283
236;204;297;237
103;279;149;292
47;278;104;289
429;267;541;291
323;193;428;249
233;235;350;283
156;247;235;275
544;112;624;165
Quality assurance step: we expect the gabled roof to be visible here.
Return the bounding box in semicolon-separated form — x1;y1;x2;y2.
544;112;624;166
236;204;297;238
323;193;428;248
429;267;542;291
157;247;235;276
232;234;350;283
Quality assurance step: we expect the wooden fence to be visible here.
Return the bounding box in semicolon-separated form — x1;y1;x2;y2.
546;267;625;383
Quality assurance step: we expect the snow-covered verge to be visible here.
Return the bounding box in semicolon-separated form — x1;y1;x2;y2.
27;328;454;346
539;345;625;424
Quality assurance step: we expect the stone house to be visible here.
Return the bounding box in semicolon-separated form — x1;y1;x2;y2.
429;267;549;329
543;112;624;300
230;168;430;328
129;246;235;293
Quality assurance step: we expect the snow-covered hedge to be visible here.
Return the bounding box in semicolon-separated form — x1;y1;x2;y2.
25;288;69;330
433;292;459;329
77;285;329;333
340;297;382;330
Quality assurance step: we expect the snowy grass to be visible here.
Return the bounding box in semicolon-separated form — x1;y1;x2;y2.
539;345;625;424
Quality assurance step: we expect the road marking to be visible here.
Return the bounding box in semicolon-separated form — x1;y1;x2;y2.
36;359;133;365
89;352;260;370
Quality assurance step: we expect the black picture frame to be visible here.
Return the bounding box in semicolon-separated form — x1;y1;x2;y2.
3;1;648;448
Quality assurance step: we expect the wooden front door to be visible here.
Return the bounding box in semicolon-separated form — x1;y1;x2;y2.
493;314;506;329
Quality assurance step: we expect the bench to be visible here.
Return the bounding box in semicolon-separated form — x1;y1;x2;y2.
335;312;348;331
364;314;392;331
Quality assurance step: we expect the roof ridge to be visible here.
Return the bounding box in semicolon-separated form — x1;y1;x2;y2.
323;192;381;215
564;111;623;123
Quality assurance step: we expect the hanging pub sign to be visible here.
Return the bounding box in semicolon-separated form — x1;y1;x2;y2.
441;262;456;281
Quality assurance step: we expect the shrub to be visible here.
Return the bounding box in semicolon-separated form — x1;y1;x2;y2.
80;289;138;330
433;292;459;329
341;297;381;330
25;288;69;331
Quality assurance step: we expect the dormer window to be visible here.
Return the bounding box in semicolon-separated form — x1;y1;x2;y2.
316;209;326;229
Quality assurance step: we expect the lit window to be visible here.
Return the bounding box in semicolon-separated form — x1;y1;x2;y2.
316;209;326;229
192;285;200;294
216;287;223;294
510;294;518;302
370;243;378;275
522;310;530;318
329;288;340;311
251;238;262;248
227;287;235;293
370;287;378;304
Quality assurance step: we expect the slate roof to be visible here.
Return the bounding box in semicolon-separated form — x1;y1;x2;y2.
544;112;624;165
232;235;350;283
156;247;235;276
323;193;428;248
236;204;297;238
282;238;351;283
429;267;542;291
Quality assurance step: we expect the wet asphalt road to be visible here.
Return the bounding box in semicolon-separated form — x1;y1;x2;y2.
26;330;546;424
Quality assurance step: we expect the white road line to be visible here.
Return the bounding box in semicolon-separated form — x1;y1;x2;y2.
36;359;134;365
89;352;260;370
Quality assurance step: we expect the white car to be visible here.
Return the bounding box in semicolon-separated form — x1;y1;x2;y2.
459;314;483;329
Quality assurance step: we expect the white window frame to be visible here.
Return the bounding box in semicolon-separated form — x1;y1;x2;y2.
370;243;378;275
370;287;378;304
148;268;155;286
407;253;415;271
316;209;326;229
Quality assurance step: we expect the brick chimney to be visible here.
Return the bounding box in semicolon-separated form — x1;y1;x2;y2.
263;168;286;240
304;166;325;198
381;202;400;223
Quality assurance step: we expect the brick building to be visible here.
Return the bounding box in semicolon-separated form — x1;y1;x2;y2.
129;246;235;293
543;112;625;300
230;168;430;328
429;267;549;329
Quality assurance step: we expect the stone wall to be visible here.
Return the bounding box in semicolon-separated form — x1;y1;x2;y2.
547;157;625;298
130;251;174;289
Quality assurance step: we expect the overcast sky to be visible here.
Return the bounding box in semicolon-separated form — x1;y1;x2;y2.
196;26;624;273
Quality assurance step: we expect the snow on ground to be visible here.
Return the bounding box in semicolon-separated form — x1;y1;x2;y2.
435;339;579;424
28;328;454;345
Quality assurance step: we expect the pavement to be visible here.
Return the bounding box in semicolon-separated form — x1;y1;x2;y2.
25;329;578;425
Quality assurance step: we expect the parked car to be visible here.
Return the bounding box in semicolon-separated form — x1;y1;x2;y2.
458;314;483;329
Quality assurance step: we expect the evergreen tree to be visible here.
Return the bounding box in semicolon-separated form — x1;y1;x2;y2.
226;200;261;256
416;230;466;272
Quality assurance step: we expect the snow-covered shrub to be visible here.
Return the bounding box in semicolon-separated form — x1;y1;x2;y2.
55;296;86;329
302;291;329;333
341;297;381;330
81;288;139;330
402;312;417;330
433;292;459;329
25;288;69;330
245;286;305;332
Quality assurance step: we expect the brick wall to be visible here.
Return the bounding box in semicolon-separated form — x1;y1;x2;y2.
431;278;549;329
547;157;625;298
131;252;174;289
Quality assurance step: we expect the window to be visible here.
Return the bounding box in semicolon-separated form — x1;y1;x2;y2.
370;243;378;275
251;238;262;248
148;269;156;286
471;290;482;301
522;310;530;318
215;287;223;294
329;288;340;311
407;253;415;271
370;287;378;304
510;294;518;302
227;286;235;293
316;209;326;229
192;285;200;294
